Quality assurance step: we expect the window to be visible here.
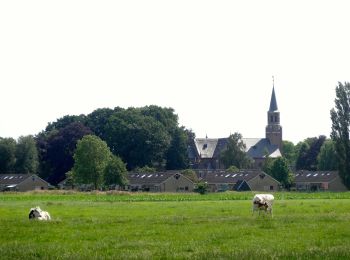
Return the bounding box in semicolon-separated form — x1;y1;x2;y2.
270;185;274;190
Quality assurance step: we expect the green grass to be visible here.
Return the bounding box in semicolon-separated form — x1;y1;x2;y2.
1;192;350;259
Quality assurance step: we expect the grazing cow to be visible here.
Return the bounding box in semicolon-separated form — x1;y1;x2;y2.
252;194;274;216
29;206;51;221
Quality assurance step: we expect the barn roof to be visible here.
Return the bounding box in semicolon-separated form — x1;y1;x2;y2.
0;174;50;188
195;169;268;184
127;171;193;185
294;170;340;183
0;174;31;185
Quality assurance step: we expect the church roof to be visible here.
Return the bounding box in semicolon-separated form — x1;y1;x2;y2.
269;87;278;112
244;138;281;158
192;137;281;160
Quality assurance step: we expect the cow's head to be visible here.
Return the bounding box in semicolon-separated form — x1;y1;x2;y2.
29;207;43;219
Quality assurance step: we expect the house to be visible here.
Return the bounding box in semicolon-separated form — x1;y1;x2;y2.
0;174;50;192
188;85;282;169
127;171;195;192
196;169;280;192
294;170;348;192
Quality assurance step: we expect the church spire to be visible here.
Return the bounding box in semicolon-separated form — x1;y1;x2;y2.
266;76;282;150
269;76;278;112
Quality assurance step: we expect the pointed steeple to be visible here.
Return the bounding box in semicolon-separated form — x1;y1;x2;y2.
269;86;278;112
266;76;282;151
269;77;278;112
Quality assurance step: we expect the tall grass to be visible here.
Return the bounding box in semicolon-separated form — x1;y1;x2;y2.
1;192;350;259
1;190;350;202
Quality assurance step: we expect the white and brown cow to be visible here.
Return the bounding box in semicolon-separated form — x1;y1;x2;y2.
29;206;51;221
252;194;274;216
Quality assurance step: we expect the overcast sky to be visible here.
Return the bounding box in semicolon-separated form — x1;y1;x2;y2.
1;1;349;144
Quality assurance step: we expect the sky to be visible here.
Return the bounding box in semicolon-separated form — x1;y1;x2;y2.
1;1;350;144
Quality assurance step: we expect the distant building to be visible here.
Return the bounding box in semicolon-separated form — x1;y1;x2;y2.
294;170;348;192
196;169;280;192
0;174;50;192
127;171;195;192
189;85;282;169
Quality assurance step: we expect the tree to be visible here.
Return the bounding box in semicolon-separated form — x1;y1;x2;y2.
139;105;179;134
295;136;326;171
166;127;189;170
181;169;198;183
73;135;112;190
37;122;93;185
295;141;310;170
331;82;350;188
194;182;209;194
317;139;338;171
269;157;293;189
0;137;16;173
15;136;39;174
226;165;240;172
104;109;171;169
45;114;87;132
220;133;252;169
133;165;157;173
282;140;296;166
86;107;118;140
104;155;128;188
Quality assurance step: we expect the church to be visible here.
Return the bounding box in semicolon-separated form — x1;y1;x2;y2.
188;85;283;169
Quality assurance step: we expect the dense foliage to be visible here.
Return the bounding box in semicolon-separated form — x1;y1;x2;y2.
0;137;16;173
32;105;192;184
331;82;350;188
219;133;252;169
317;139;338;170
0;136;39;174
36;122;93;185
295;136;326;171
73;135;113;189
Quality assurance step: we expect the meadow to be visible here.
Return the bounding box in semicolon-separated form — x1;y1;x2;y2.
1;191;350;259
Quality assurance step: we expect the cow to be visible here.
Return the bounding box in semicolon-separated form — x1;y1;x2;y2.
252;194;274;216
29;206;51;221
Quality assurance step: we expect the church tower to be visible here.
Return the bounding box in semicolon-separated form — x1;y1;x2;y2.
266;80;282;150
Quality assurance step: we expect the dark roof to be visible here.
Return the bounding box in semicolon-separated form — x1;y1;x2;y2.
0;174;32;185
233;180;251;191
244;138;281;158
196;169;268;184
192;137;281;159
294;170;340;183
269;87;278;112
127;171;191;185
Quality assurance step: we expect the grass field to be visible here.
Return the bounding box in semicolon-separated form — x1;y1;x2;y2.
1;191;350;259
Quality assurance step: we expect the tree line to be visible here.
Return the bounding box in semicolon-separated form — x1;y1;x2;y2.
0;106;193;186
1;82;350;190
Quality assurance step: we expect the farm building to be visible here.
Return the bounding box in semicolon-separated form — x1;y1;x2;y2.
0;174;50;192
196;169;280;192
294;170;348;192
127;171;195;192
